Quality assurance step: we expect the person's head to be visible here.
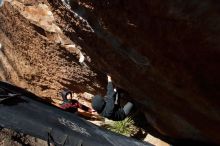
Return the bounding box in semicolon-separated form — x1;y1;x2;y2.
59;89;72;103
91;95;106;113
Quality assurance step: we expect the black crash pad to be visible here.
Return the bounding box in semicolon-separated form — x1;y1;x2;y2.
0;81;153;146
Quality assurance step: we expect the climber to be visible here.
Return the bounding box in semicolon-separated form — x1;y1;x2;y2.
59;89;94;113
91;75;134;121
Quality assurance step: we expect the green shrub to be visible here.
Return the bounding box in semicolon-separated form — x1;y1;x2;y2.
102;117;138;137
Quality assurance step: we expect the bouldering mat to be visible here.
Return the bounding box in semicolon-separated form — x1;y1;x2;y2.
0;81;153;146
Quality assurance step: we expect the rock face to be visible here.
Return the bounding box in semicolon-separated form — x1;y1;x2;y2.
0;0;220;145
0;0;105;99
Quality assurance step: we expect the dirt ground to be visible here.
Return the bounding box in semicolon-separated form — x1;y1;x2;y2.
0;128;47;146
